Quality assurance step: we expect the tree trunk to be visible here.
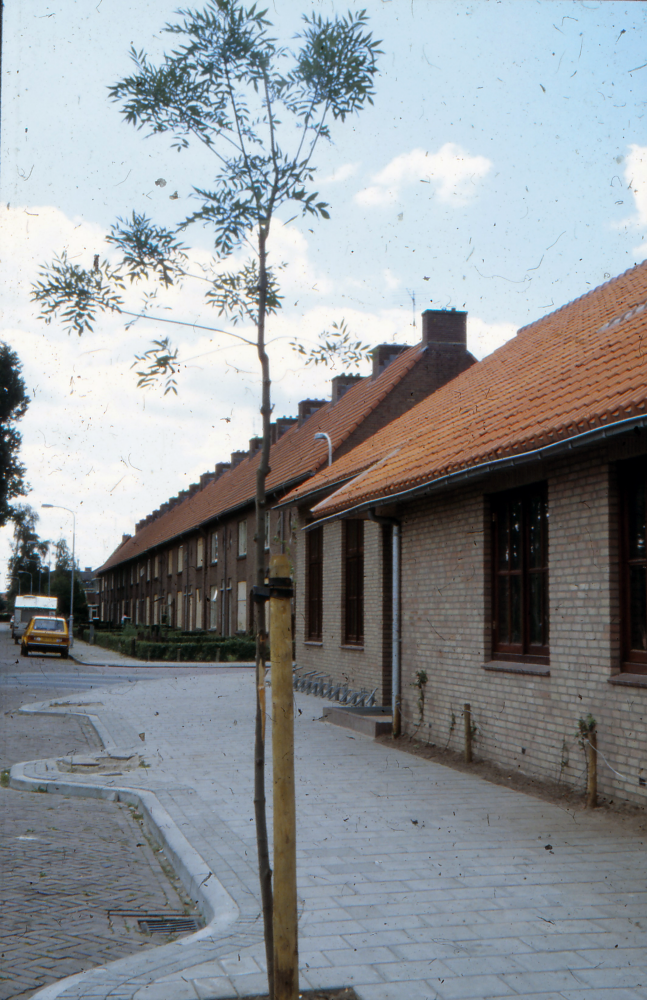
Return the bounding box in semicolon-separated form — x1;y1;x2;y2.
254;227;274;998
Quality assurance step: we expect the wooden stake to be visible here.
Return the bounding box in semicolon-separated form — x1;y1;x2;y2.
464;703;472;764
586;730;598;809
270;554;298;1000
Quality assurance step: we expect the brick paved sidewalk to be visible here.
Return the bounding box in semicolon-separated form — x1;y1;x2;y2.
11;670;647;1000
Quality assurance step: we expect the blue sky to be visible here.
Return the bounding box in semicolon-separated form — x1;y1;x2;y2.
2;0;646;577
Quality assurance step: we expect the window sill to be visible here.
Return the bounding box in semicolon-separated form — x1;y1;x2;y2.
304;640;323;647
340;644;364;651
608;673;647;689
483;661;550;678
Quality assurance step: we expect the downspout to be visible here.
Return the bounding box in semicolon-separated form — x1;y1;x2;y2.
368;509;401;738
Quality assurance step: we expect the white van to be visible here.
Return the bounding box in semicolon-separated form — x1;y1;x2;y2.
12;595;59;643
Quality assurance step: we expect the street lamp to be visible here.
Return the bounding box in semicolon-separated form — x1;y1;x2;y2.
42;503;76;648
314;431;332;467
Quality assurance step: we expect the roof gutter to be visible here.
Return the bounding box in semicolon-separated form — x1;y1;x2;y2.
303;413;647;529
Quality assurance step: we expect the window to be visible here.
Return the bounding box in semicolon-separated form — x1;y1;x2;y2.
178;545;184;573
238;520;247;557
153;595;159;625
491;484;549;663
264;511;270;551
167;550;173;575
211;532;218;563
196;537;204;569
237;580;247;631
210;585;218;629
146;560;151;582
130;565;134;585
146;596;150;625
176;590;183;629
140;563;145;579
195;588;202;629
620;459;647;671
306;526;323;641
343;520;364;645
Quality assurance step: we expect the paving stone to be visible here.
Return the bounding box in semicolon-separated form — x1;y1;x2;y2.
4;652;647;1000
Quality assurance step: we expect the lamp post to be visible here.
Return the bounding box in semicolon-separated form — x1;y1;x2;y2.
17;570;33;593
314;431;332;467
42;503;76;648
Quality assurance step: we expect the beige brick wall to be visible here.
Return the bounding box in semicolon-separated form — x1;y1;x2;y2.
296;442;647;807
399;450;647;806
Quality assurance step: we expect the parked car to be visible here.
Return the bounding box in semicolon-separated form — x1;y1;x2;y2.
21;616;70;658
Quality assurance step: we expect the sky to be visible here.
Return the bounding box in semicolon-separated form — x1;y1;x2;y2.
2;0;647;583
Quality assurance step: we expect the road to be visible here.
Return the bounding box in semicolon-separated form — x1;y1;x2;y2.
0;624;206;1000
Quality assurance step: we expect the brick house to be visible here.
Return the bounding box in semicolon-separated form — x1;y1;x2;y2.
285;264;647;806
96;313;475;632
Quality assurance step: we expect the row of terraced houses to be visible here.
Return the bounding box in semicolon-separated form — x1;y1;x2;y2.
98;265;647;805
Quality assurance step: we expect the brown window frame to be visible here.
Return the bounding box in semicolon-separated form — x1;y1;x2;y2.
619;458;647;673
343;520;364;646
306;526;323;641
491;483;549;665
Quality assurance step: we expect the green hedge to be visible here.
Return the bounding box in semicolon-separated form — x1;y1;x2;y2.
77;628;254;662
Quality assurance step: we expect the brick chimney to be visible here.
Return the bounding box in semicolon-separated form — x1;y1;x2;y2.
422;308;467;346
298;399;327;425
272;417;298;442
188;482;201;497
199;471;215;488
230;450;247;468
215;462;231;479
331;373;362;403
249;436;262;457
372;344;409;380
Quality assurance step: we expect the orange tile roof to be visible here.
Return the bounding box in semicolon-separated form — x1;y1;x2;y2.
285;262;647;519
98;342;426;571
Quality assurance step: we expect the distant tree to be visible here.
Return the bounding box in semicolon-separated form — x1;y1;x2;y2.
6;505;49;606
0;343;30;526
50;537;88;621
31;4;380;991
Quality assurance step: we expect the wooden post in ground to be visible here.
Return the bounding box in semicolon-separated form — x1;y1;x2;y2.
270;554;298;1000
464;703;472;764
586;729;598;809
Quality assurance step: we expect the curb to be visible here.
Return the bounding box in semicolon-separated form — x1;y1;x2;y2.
11;708;240;998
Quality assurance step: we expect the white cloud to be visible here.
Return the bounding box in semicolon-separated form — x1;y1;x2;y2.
625;144;647;227
382;269;401;291
0;204;415;579
355;143;492;208
467;316;517;361
321;162;360;184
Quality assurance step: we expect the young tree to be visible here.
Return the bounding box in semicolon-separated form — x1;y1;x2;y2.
0;342;30;527
31;4;380;993
7;505;49;605
50;537;88;621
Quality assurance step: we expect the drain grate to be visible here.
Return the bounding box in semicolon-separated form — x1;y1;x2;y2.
138;915;202;935
108;910;203;936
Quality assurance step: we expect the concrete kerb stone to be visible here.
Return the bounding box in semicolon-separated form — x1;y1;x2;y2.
9;761;239;941
10;702;241;1000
